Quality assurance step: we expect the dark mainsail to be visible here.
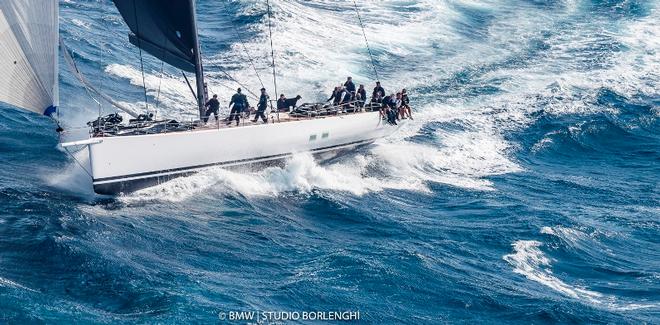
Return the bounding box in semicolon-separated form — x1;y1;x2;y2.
112;0;196;72
112;0;206;118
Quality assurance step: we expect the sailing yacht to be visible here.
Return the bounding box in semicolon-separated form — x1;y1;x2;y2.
0;0;404;195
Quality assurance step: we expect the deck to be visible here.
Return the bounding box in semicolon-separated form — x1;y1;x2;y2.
88;103;384;138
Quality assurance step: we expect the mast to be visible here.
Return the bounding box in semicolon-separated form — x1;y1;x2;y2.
189;0;206;120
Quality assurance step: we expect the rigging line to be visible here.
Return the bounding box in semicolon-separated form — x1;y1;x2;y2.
132;0;150;113
98;36;110;118
84;85;102;117
266;0;279;121
352;0;380;82
59;138;93;180
238;35;266;90
71;46;103;117
220;1;266;89
65;147;93;179
155;28;170;119
215;66;260;99
214;81;259;100
182;71;198;100
61;37;140;118
155;60;165;118
73;48;103;114
98;42;105;119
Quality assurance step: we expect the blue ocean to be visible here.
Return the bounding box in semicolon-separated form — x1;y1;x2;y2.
1;0;659;323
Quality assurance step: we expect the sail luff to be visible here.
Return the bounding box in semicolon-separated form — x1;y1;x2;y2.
189;0;206;120
52;2;59;113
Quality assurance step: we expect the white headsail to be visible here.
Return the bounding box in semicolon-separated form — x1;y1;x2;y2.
0;0;59;116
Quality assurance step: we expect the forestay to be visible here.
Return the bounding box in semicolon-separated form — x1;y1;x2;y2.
0;0;59;116
60;37;139;118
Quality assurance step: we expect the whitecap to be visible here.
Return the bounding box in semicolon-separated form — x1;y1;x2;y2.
0;277;37;292
504;240;660;311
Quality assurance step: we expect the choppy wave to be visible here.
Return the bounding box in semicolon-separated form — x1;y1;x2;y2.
504;238;660;312
0;277;36;293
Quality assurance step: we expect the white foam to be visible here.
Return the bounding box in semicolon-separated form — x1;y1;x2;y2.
0;277;37;292
121;152;428;203
540;226;555;235
540;225;593;244
120;105;525;202
504;239;660;311
46;147;95;198
70;18;91;30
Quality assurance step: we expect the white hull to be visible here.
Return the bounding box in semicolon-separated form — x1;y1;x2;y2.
71;111;399;194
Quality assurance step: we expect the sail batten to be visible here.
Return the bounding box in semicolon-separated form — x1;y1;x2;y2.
112;0;198;72
0;0;59;115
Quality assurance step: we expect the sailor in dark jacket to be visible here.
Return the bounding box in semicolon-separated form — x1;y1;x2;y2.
382;94;392;109
372;81;385;103
401;88;412;119
327;87;341;106
401;89;410;106
378;93;395;125
344;76;356;98
276;94;287;111
341;89;353;109
204;94;220;123
252;88;269;123
227;88;248;126
384;94;398;125
387;93;398;109
357;84;367;108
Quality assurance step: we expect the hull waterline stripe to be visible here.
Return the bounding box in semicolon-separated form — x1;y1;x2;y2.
93;138;377;185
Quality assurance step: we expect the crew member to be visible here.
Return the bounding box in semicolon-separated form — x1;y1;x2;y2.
252;88;269;123
357;84;367;109
277;94;287;111
227;88;248;126
372;81;385;103
344;76;356;98
382;93;397;125
204;94;220;123
401;88;412;119
341;88;353;110
395;92;404;120
327;87;341;106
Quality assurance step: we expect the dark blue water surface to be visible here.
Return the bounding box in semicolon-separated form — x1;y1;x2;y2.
1;0;659;323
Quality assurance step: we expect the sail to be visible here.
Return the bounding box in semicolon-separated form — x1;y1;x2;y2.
0;0;59;116
112;0;198;72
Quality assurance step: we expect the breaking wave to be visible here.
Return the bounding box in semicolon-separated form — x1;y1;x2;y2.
504;237;660;312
